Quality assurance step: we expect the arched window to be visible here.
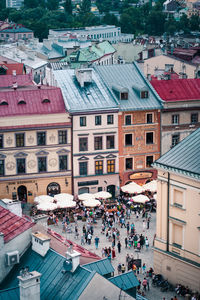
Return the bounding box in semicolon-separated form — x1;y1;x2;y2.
42;99;50;103
18;100;26;105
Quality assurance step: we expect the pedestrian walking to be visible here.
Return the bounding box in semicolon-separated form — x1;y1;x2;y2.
117;263;122;274
94;236;99;249
142;220;146;232
142;278;147;291
121;264;126;273
125;237;128;248
111;247;116;259
117;240;121;253
142;263;146;275
145;237;149;250
146;277;150;291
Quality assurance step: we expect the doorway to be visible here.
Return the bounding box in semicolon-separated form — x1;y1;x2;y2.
107;185;115;198
17;185;27;201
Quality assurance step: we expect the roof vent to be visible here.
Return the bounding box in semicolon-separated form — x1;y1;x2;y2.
75;68;92;88
5;250;19;266
12;82;18;90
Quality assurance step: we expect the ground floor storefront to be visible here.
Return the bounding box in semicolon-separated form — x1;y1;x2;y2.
74;174;120;198
0;174;72;204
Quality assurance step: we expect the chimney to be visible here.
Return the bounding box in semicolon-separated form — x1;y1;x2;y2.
75;68;92;88
32;232;50;257
13;82;18;90
0;233;4;250
18;269;41;300
66;245;81;272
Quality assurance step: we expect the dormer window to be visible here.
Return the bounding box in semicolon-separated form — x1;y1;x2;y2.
18;100;26;105
0;100;8;105
42;99;50;103
112;85;129;100
141;91;149;99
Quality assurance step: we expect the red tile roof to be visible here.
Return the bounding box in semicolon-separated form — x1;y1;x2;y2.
0;74;33;88
151;78;200;101
0;206;34;243
0;62;25;75
0;85;66;117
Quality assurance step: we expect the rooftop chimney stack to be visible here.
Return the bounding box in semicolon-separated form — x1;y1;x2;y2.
32;232;50;257
66;246;81;273
75;68;92;88
18;269;41;300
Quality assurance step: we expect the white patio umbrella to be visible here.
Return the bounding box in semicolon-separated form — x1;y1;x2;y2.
37;202;57;211
78;193;96;201
143;180;157;193
131;194;149;204
121;182;145;194
54;193;74;202
56;200;76;209
34;195;54;204
94;191;112;199
83;199;101;207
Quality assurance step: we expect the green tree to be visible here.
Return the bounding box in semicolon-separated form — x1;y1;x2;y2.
189;15;200;31
0;0;6;10
103;13;119;26
24;0;39;9
80;0;91;14
64;0;72;15
46;0;59;11
146;11;165;35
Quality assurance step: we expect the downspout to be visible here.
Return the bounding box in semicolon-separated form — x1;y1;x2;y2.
166;172;170;252
71;115;74;196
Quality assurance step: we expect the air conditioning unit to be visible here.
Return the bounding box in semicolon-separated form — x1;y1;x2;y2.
5;251;19;266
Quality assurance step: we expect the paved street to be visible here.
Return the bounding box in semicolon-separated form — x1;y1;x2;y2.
44;210;184;300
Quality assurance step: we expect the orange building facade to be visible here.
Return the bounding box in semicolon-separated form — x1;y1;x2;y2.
118;109;161;186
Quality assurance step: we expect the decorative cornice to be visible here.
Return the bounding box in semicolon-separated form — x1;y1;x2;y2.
35;150;49;156
14;152;28;158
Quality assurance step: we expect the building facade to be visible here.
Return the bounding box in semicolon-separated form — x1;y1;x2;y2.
53;68;120;196
96;63;163;185
153;129;200;291
0;76;72;203
151;78;200;155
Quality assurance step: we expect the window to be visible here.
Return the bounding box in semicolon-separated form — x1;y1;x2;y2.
172;134;179;147
58;130;67;144
172;114;179;125
107;115;114;125
165;64;174;72
125;134;132;146
107;160;115;173
79;138;88;151
146;132;153;144
17;158;25;174
0;160;4;176
121;92;128;100
147;113;153;124
146;156;153;167
0;135;3;148
79;162;87;176
37;132;46;146
94;137;102;150
106;136;114;149
80;116;86;127
173;224;182;248
141;91;149;99
191;113;198;124
173;189;183;207
38;157;47;172
95;115;101;125
125;115;131;125
16;133;25;147
59;155;68;171
95;160;103;175
126;158;133;170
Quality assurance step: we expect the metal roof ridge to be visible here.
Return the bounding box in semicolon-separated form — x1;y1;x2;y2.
82;257;110;266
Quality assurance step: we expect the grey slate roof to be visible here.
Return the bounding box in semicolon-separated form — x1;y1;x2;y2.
53;69;119;113
95;63;163;111
153;128;200;179
83;258;114;276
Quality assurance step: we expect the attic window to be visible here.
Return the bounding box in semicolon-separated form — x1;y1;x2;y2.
141;91;149;99
112;85;129;100
42;99;50;103
0;100;8;105
18;100;26;105
121;92;128;100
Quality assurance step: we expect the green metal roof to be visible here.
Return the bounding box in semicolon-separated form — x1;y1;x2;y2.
95;63;163;111
0;287;19;300
154;128;200;179
61;41;116;65
108;271;139;290
0;247;95;300
53;68;119;113
83;258;114;276
2;27;32;33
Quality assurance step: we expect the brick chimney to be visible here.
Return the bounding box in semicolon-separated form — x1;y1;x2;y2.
18;270;41;300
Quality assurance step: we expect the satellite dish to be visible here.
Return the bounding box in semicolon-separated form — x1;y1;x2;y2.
63;259;72;271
